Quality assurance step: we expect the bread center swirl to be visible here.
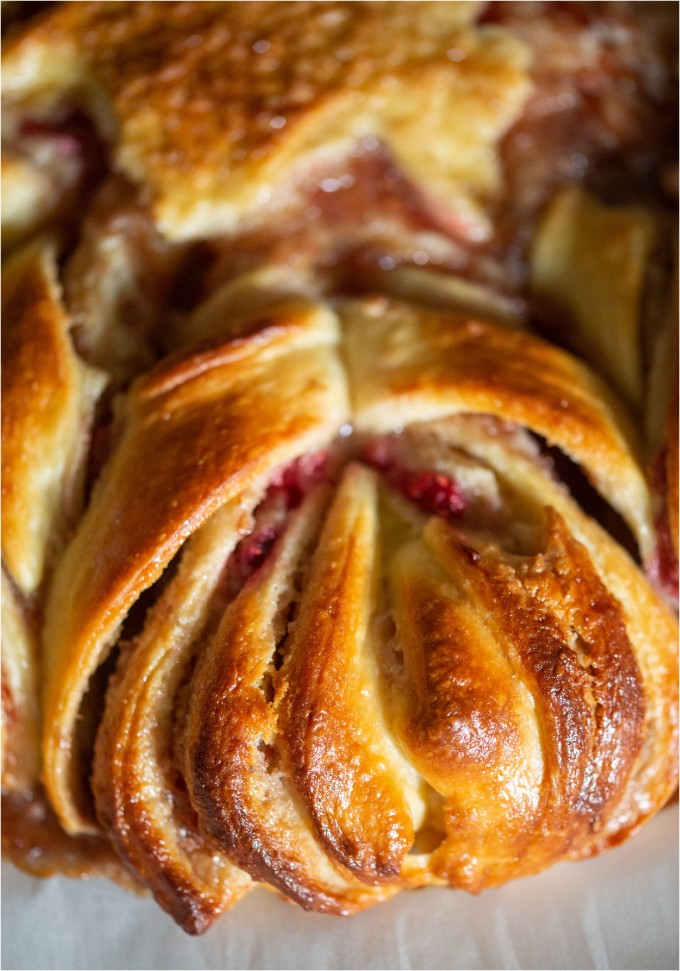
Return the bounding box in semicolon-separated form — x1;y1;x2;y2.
88;417;645;922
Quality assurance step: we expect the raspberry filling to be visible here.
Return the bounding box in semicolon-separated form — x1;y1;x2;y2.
10;112;109;234
227;451;330;591
226;439;469;601
362;439;466;520
647;448;679;607
18;114;106;170
19;119;83;157
649;511;679;607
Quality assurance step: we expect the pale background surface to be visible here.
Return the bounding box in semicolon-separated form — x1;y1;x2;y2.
2;803;677;971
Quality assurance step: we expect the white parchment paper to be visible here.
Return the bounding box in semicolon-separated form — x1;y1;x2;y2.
2;802;677;971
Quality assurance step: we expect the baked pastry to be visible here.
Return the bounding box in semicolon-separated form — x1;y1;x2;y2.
2;0;677;937
530;186;662;408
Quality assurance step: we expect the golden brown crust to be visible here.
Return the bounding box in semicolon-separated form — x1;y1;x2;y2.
13;286;675;918
343;295;653;558
184;487;402;913
1;570;41;792
92;503;254;934
277;465;418;885
529;186;659;409
181;411;675;902
0;258;672;928
435;512;643;876
425;417;678;845
2;1;530;240
42;305;350;834
387;506;646;888
1;239;106;595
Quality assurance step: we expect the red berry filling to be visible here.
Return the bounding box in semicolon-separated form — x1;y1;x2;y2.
648;447;679;608
267;451;329;509
227;451;329;591
15;113;108;209
649;512;679;607
19;118;84;157
362;439;465;520
395;469;466;518
234;524;279;579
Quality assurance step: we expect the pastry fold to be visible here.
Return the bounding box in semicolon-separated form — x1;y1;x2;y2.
92;503;254;934
42;301;350;834
183;475;407;914
1;238;106;596
529;186;667;410
343;296;654;559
